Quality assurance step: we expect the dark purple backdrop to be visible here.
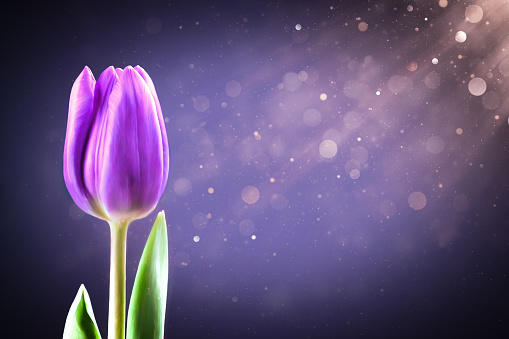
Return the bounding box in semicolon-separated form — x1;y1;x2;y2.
3;0;509;338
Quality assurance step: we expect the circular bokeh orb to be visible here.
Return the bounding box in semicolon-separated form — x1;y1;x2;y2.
455;31;467;43
408;192;427;210
468;77;487;96
241;185;260;204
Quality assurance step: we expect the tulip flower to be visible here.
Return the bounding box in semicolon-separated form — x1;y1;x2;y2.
63;66;169;339
64;65;169;223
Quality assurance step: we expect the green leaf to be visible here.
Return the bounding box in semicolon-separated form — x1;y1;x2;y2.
62;284;102;339
127;211;169;339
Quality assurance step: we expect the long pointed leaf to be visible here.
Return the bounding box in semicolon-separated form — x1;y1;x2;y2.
127;211;169;339
63;284;102;339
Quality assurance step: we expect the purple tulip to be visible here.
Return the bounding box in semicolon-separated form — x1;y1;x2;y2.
64;65;169;223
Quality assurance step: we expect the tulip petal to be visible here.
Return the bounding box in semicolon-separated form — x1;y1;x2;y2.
82;66;119;220
98;66;164;221
64;66;98;217
134;65;170;197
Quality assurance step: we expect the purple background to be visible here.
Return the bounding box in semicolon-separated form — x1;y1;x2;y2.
3;0;509;338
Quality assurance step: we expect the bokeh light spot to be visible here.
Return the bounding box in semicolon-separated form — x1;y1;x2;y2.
345;159;361;175
192;212;209;229
174;177;192;196
349;169;360;179
481;91;500;110
241;185;260;204
468;77;487;96
174;252;191;268
283;72;302;91
193;95;210;112
298;70;309;81
322;128;342;143
424;71;440;89
455;31;467;43
303;108;322;127
225;80;242;97
407;61;418;72
239;219;256;236
465;5;483;23
408;192;427;210
426;136;445;154
319;140;338;158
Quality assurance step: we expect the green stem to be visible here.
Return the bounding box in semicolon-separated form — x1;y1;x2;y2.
107;219;130;339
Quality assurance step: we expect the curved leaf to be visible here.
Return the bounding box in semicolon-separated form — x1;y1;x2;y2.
127;211;169;339
63;284;102;339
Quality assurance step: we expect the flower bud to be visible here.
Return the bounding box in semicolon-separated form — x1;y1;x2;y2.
64;65;169;223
